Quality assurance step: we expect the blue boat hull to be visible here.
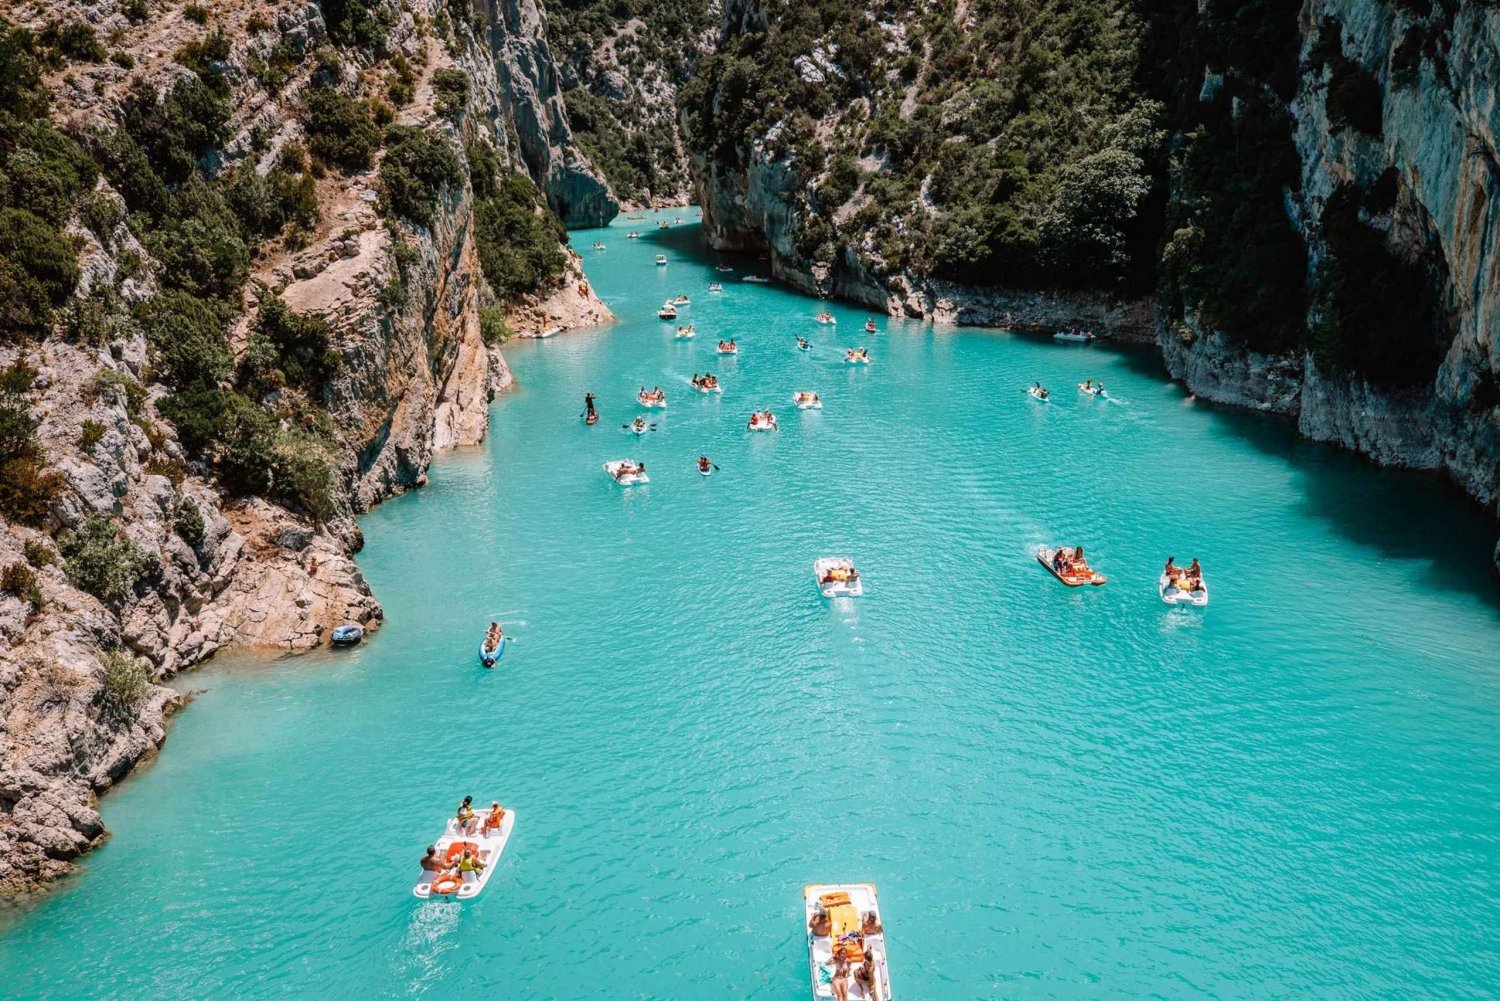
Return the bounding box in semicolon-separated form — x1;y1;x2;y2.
479;636;506;667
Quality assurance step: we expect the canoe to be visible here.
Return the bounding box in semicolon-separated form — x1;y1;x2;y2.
813;557;863;598
478;635;505;667
412;808;515;901
1159;573;1209;607
1036;547;1106;586
805;882;892;1000
604;460;649;485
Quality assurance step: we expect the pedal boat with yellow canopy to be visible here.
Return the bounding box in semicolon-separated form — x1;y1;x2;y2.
412;806;515;901
804;883;893;1000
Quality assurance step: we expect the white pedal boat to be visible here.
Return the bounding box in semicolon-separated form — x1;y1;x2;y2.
658;304;678;320
691;379;722;394
805;882;892;1000
793;392;822;410
604;460;649;485
1160;573;1208;606
637;392;667;409
814;557;862;598
412;808;515;901
747;414;778;432
717;342;738;355
673;295;691;305
708;282;724;292
843;351;871;365
815;313;836;325
655;255;668;266
1054;330;1097;342
676;325;697;339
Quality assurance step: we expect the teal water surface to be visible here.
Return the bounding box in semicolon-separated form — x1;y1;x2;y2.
4;210;1500;998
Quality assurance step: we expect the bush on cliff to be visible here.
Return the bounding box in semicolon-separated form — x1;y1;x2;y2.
379;124;465;227
467;141;567;301
322;0;397;53
99;649;152;716
431;68;469;123
302;88;382;173
239;296;340;396
118;77;231;185
0;395;63;527
140;290;234;390
61;515;152;605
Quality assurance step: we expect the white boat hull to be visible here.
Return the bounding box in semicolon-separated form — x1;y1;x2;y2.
1027;388;1049;402
793;394;822;410
813;558;862;597
805;882;891;1000
638;397;667;409
603;461;649;485
412;809;515;901
1159;573;1208;606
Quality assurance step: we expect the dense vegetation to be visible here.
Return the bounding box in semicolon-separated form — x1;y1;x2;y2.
467;137;569;300
680;0;1165;291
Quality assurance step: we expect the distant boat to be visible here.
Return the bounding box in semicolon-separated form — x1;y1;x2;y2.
655;255;668;266
1054;329;1099;343
743;275;770;284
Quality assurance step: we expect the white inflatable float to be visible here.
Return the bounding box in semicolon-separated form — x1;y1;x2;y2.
412;807;515;901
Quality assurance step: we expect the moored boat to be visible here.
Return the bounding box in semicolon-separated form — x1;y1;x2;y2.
604;460;649;485
1054;328;1098;342
814;557;862;597
330;624;364;647
412;805;515;901
805;882;892;1000
1036;546;1106;586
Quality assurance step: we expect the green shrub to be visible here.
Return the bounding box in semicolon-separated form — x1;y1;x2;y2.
142;179;249;298
61;515;151;604
23;536;55;567
78;419;105;449
478;305;511;345
39;20;107;63
83;368;146;418
1326;58;1383;137
0;360;37;395
240;296;340;395
182;4;210;25
118;77;230;185
0;398;63;526
385;55;416;106
1;561;43;613
471;170;568;300
0;113;100;225
175;495;205;546
99;649;152;714
322;0;397;52
379;125;463;226
139;290;233;389
247;13;272;33
175;28;232;94
432;68;469;122
224;160;319;240
79;191;124;241
124;0;150;24
0;207;80;306
0;256;58;337
0;21;48;120
302;88;382;173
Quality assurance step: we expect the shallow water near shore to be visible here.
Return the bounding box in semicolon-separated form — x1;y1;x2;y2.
4;209;1500;998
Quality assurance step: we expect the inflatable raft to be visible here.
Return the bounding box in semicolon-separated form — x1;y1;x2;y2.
330;624;363;646
1036;547;1106;586
1159;573;1209;607
814;557;863;598
412;807;515;901
604;460;649;485
478;635;505;667
805;882;892;1001
637;392;667;409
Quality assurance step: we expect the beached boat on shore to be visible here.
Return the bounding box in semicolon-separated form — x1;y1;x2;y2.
804;883;892;1000
412;807;515;901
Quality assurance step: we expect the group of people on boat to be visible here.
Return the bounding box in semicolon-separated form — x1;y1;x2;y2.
1079;378;1106;396
845;347;871;363
708;282;723;292
676;324;696;336
747;409;778;430
638;386;667;406
690;373;719;392
1050;545;1092;576
1163;557;1204;591
591;241;605;250
793;391;821;406
418;796;507;875
1031;382;1050;400
718;338;738;353
611;460;646;480
481;622;503;654
627;231;639;239
819;563;860;586
816;311;836;324
809;902;884;1001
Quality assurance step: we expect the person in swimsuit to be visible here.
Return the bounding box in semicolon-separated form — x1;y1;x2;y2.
456;796;478;834
455;849;485;877
698;456;712;474
809;902;831;937
585;393;597;418
861;911;882;936
829;951;851;1001
854;953;878;1000
419;845;444;871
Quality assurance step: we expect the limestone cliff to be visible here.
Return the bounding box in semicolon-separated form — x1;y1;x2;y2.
0;0;611;895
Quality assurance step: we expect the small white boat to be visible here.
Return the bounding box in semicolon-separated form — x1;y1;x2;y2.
815;312;836;325
747;412;778;432
412;807;515;901
1027;386;1050;402
604;460;649;485
792;392;822;410
627;231;640;239
1077;382;1107;398
716;264;733;273
675;325;696;339
658;303;678;320
813;557;862;598
655;254;668;266
533;324;558;339
637;391;667;409
864;320;878;334
743;275;771;284
626;420;651;436
1054;329;1098;342
797;339;812;352
805;882;891;1000
843;350;871;365
673;295;691;305
1160;573;1208;607
690;377;722;394
717;341;738;355
707;282;724;292
1036;547;1106;586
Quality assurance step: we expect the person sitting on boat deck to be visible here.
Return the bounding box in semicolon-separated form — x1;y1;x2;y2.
854;951;879;1001
420;845;445;871
1188;557;1202;578
861;911;883;936
632;417;647;431
1052;548;1067;573
1164;556;1181;581
456;796;477;834
1068;545;1088;572
697;456;712;474
483;802;505;832
809;901;832;937
455;848;485;876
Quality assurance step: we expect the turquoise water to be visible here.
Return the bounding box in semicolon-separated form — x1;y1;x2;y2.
4;210;1500;998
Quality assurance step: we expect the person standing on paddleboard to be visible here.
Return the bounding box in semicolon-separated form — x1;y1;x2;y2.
584;393;597;424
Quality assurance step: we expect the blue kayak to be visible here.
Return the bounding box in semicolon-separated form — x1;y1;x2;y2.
478;635;506;667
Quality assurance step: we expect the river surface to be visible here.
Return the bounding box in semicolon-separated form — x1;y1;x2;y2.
4;210;1500;998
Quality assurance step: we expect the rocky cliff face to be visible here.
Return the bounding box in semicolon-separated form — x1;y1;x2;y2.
0;0;611;895
481;0;619;226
